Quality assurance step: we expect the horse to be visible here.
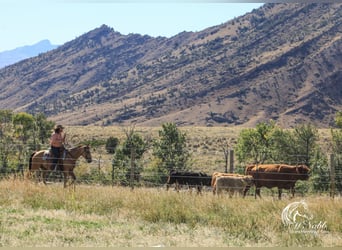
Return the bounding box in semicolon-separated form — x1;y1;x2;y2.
28;145;92;188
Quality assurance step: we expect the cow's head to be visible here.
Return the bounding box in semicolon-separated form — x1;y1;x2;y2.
244;175;254;185
245;164;256;175
296;165;311;180
166;169;178;187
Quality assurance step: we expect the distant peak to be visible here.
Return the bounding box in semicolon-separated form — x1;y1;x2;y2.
87;24;118;38
36;39;52;46
96;24;115;33
99;24;111;30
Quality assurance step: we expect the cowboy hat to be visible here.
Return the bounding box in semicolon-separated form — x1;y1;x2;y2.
55;124;64;130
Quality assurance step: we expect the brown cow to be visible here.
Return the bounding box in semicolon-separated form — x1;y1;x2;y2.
244;164;310;200
211;172;246;194
216;175;254;197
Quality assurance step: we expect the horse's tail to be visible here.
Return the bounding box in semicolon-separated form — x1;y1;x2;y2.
28;152;36;170
25;152;36;179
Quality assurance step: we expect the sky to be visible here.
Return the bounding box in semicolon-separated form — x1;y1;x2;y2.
1;0;264;52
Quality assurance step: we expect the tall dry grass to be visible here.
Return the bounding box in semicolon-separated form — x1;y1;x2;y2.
0;177;341;247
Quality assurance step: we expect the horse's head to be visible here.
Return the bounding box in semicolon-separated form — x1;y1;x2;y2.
82;145;92;163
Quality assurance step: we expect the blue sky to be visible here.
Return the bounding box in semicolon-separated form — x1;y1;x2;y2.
1;1;263;52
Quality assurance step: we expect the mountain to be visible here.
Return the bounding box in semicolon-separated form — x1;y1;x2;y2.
0;3;341;128
0;40;58;68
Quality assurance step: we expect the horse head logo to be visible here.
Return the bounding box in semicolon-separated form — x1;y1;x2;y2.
281;200;313;226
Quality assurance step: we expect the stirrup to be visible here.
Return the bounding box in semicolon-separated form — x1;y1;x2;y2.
53;165;58;172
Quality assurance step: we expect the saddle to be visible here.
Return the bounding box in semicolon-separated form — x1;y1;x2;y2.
43;148;67;172
42;148;68;161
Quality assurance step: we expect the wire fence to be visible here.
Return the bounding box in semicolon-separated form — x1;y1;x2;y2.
3;164;341;198
0;145;341;197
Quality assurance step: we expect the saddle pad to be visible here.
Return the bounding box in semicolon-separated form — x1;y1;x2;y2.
42;150;50;160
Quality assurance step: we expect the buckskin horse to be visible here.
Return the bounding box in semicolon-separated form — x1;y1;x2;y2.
28;145;92;188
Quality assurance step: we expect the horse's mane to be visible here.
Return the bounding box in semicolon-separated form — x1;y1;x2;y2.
68;144;85;150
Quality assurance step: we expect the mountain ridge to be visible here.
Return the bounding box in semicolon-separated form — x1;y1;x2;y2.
0;3;341;128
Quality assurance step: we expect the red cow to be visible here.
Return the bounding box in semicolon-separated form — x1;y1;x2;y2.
244;164;310;199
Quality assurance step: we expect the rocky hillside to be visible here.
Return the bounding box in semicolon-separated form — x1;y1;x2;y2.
0;3;341;128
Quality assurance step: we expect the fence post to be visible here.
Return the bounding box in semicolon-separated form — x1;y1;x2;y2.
229;149;234;173
329;154;335;198
130;146;136;190
222;146;229;173
111;160;115;187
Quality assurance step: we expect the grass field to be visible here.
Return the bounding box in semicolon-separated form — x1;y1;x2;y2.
1;126;339;247
0;177;341;247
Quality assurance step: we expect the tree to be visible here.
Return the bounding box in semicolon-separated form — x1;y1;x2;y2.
292;123;318;166
112;146;130;185
112;125;148;187
331;111;342;154
12;112;36;174
220;139;230;173
0;110;54;175
335;111;342;128
153;122;190;174
12;112;35;144
270;126;296;163
236;121;320;166
105;136;119;154
331;111;342;193
236;121;276;164
122;133;147;160
34;113;54;146
309;149;330;193
0;110;14;172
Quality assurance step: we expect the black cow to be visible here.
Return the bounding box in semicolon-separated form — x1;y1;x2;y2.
166;170;212;193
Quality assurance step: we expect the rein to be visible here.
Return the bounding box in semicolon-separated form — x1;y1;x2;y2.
64;146;82;160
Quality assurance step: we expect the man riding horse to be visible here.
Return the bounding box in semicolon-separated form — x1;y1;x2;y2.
50;124;66;172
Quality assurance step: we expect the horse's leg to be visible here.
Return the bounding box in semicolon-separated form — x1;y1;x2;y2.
29;160;41;184
70;171;77;191
32;170;40;184
26;170;32;180
63;171;69;188
42;169;50;185
63;171;76;190
70;171;76;186
63;170;76;188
